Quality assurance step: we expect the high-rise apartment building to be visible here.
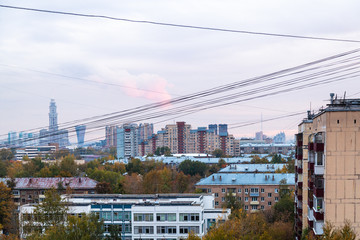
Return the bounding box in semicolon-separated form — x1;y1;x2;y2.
117;124;139;159
105;125;117;148
295;94;360;238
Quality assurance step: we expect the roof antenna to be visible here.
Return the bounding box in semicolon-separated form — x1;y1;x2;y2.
344;91;346;100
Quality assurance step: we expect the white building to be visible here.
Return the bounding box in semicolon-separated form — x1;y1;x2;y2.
19;193;230;239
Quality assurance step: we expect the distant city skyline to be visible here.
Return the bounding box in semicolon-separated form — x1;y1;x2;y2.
1;1;360;143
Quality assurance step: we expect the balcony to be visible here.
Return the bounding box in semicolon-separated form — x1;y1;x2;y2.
296;154;303;160
308;180;314;189
308;199;313;208
308;162;314;172
250;192;259;197
297;167;303;174
297;194;303;201
313;221;324;235
250;201;259;205
297;141;303;147
308;142;314;151
297;208;302;216
313;210;324;221
308;206;314;221
314;188;324;198
308;219;314;228
297;181;303;188
314;165;324;175
314;143;324;152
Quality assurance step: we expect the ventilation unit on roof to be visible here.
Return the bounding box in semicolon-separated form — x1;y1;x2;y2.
232;178;236;182
245;167;249;171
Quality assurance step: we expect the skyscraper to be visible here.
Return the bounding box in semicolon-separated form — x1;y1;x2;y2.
49;99;58;132
75;125;86;147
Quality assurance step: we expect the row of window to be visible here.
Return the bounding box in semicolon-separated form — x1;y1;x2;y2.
134;213;200;222
215;201;274;207
212;188;279;193
103;224;131;233
134;226;200;234
215;192;276;198
97;211;131;221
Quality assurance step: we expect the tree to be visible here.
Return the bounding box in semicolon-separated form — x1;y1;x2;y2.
0;182;14;234
217;159;227;169
222;193;244;213
126;158;142;174
271;154;283;163
321;220;357;240
0;149;14;161
95;182;112;194
212;149;224;158
250;155;269;164
59;155;78;176
178;160;207;177
27;214;103;240
155;147;171;156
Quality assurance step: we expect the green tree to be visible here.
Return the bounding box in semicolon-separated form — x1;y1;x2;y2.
155;147;171;156
251;155;269;164
59;155;78;176
222;193;244;213
126;158;142;174
212;149;224;158
27;214;103;240
178;160;207;177
217;159;227;169
0;149;14;161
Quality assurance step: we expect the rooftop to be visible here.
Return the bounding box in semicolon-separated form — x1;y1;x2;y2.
219;163;287;173
196;173;295;186
0;177;98;190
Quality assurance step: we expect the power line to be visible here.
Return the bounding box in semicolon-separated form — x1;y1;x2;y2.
1;4;360;43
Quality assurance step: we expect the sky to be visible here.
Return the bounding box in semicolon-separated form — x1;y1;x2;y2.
1;0;360;144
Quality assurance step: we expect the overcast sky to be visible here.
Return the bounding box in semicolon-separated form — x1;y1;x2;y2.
1;0;360;143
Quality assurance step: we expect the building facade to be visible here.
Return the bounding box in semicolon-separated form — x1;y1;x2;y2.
19;194;230;239
295;95;360;238
0;177;97;207
196;172;295;210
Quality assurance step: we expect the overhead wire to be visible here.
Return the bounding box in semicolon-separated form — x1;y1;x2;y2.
1;4;360;43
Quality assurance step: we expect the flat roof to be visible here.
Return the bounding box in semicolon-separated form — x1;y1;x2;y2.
196;173;295;186
219;163;286;173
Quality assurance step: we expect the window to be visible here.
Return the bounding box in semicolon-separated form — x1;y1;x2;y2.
208;188;212;193
156;213;176;221
221;197;225;202
261;188;264;193
245;197;248;202
215;193;219;197
261;197;265;202
180;213;199;221
12;190;19;195
157;226;177;234
238;197;241;201
180;226;199;234
221;188;225;193
134;213;153;221
275;197;279;202
268;202;272;206
251;205;258;210
245;188;248;193
134;226;154;234
102;211;112;221
268;193;272;198
215;201;219;206
244;205;248;210
275;188;279;193
252;197;258;201
261;205;265;210
113;211;122;221
250;188;259;193
238;188;241;193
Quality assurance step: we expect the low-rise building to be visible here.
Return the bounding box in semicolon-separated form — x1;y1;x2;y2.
19;193;230;239
196;172;295;210
219;163;287;173
0;177;97;206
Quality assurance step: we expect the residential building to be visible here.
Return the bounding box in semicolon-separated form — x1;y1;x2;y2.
19;193;230;239
105;125;118;148
117;124;139;158
196;173;295;210
273;132;286;144
295;94;360;238
0;177;97;206
219;163;287;173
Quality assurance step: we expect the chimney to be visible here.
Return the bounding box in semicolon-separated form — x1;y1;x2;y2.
219;175;222;181
79;178;82;183
212;175;215;181
29;178;32;184
307;110;311;120
265;175;268;181
272;175;275;181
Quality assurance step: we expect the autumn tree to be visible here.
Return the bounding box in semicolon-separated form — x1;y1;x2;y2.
0;149;14;161
212;149;225;158
0;182;15;234
121;173;143;194
250;155;269;164
95;182;112;194
59;155;78;177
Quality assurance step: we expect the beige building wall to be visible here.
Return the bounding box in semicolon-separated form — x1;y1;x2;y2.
323;111;360;232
